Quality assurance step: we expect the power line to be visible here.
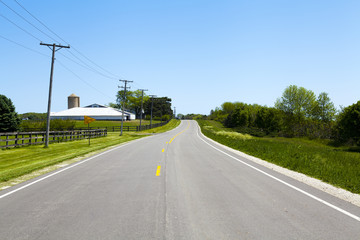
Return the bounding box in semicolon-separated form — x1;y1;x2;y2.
0;34;49;57
8;0;121;80
0;34;114;98
0;13;42;42
0;34;115;103
0;0;59;43
12;0;66;44
71;47;121;79
2;0;126;96
66;50;117;80
57;60;114;101
57;52;105;74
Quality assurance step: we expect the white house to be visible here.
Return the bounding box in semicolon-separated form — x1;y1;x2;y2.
51;103;136;121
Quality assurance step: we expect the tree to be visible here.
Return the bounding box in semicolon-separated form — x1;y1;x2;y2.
116;90;131;108
275;85;317;119
115;90;149;118
221;102;236;114
19;112;47;120
127;90;149;118
0;95;21;132
177;113;185;119
312;92;336;122
335;101;360;146
224;108;249;128
254;107;282;133
107;102;118;108
209;107;227;122
144;97;173;120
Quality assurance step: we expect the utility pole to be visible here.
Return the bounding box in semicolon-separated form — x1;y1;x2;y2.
119;79;133;136
138;89;148;131
174;107;176;119
40;42;70;148
149;95;156;128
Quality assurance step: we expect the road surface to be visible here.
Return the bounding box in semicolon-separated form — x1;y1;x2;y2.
0;120;359;239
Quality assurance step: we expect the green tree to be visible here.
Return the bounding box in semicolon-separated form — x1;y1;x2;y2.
19;112;47;120
224;108;249;128
221;102;236;114
177;113;185;119
209;107;227;122
312;92;336;122
0;95;21;132
254;107;282;133
144;97;173;119
116;90;149;118
335;101;360;146
275;85;317;119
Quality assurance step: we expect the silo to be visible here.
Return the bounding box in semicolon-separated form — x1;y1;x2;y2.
68;93;80;109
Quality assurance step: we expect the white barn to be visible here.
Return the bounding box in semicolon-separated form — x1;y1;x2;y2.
51;103;136;121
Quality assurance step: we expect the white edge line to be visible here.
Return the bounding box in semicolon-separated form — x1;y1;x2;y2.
0;137;146;200
196;124;360;222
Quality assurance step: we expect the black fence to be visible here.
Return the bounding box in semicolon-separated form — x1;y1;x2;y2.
0;129;107;148
37;121;170;133
76;121;170;132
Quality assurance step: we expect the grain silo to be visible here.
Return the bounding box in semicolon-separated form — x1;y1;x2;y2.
68;93;80;109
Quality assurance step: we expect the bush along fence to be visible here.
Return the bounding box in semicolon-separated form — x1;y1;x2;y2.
56;121;170;132
21;121;170;133
0;129;107;148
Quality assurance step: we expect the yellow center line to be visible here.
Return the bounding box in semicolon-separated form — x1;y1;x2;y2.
156;166;161;176
169;122;190;144
157;122;190;177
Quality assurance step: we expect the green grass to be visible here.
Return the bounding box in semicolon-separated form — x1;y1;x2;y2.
197;120;360;194
0;133;144;183
0;119;179;185
142;119;180;134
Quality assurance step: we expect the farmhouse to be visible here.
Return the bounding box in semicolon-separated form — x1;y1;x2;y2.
50;94;135;121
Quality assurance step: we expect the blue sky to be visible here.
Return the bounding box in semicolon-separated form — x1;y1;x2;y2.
1;0;360;115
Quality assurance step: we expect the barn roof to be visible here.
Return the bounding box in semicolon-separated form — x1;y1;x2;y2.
51;104;134;117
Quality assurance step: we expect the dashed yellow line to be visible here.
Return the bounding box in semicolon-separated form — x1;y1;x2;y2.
156;166;161;176
157;123;190;177
169;122;190;144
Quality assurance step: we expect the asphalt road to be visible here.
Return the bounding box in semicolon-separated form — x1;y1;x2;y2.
0;120;359;239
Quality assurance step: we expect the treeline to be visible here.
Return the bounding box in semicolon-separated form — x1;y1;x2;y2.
208;85;360;146
111;90;174;121
19;112;47;120
177;113;207;120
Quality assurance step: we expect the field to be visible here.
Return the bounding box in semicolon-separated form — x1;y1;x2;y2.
197;120;360;194
0;119;180;189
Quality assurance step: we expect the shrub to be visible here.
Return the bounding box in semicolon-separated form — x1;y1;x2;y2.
0;95;21;132
335;101;360;146
20;119;77;131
